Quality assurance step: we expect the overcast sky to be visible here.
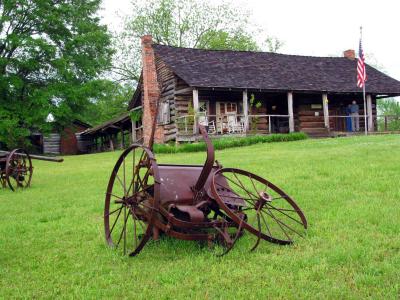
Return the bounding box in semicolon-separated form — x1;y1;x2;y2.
100;0;400;81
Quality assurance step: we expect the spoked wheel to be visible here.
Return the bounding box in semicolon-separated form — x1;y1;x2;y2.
104;144;160;256
6;149;33;191
211;168;307;248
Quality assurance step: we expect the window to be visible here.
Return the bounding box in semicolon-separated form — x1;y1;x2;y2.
227;103;237;113
218;102;238;115
157;101;170;125
199;101;208;114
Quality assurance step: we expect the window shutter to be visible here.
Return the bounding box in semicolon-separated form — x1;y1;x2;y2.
157;101;170;125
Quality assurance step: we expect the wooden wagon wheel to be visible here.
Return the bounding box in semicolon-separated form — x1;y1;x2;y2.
6;149;33;191
104;144;160;256
211;168;307;248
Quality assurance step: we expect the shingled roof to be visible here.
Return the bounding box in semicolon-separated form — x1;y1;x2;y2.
153;44;400;96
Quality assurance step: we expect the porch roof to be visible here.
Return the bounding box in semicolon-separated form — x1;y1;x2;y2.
80;112;132;136
153;44;400;96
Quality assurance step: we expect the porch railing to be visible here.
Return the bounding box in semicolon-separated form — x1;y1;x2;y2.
175;114;290;136
327;115;400;132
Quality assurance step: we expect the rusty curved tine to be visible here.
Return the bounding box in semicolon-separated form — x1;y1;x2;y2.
250;213;262;252
250;203;264;251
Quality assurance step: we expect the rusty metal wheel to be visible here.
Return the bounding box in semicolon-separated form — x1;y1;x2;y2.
211;168;307;247
104;144;160;256
6;149;33;191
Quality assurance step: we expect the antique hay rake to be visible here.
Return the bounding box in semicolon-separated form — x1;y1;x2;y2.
104;112;307;256
0;149;63;191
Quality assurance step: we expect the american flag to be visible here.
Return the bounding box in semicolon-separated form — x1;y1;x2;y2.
357;38;367;88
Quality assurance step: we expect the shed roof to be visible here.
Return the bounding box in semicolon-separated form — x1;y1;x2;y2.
81;113;131;136
153;44;400;96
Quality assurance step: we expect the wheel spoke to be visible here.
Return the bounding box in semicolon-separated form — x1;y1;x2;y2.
224;175;258;202
117;207;131;248
108;206;123;238
232;171;259;199
262;207;303;239
115;173;126;194
106;192;124;201
266;203;304;226
259;211;272;237
106;206;123;217
262;207;292;242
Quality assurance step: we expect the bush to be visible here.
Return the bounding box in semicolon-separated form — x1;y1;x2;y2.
153;132;308;154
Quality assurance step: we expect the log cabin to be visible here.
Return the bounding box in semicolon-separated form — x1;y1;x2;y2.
129;35;400;143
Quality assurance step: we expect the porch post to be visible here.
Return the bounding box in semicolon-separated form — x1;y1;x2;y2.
193;88;199;134
243;90;248;132
367;94;373;132
120;129;124;149
287;92;294;133
322;93;330;129
132;120;136;142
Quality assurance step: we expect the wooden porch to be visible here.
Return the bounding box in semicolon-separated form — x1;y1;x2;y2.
174;88;383;139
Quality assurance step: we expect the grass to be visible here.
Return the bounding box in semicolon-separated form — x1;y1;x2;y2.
153;132;308;153
0;135;399;299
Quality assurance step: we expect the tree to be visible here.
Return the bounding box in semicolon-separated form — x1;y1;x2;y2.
377;98;400;131
0;0;113;149
82;81;132;126
113;0;282;84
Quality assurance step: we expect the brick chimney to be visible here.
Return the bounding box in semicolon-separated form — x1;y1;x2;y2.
343;49;356;60
141;35;163;145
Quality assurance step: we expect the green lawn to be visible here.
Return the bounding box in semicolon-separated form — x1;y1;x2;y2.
1;135;399;299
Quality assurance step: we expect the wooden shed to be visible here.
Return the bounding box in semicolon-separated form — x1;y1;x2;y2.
39;120;91;155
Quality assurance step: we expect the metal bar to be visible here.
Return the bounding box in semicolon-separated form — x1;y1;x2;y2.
0;151;63;163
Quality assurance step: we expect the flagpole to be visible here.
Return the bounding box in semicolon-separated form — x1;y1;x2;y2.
360;26;368;135
363;84;367;135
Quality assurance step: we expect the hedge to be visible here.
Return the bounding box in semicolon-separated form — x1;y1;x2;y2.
153;132;308;154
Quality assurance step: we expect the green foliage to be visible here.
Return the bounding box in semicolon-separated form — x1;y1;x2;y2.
130;108;143;122
83;81;131;126
249;93;262;109
152;132;308;154
377;98;400;131
249;93;262;132
197;29;259;51
0;0;113;148
114;0;282;83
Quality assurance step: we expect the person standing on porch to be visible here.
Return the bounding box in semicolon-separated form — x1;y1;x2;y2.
346;104;352;132
350;101;360;131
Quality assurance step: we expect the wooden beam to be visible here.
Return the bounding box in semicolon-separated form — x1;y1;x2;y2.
120;129;124;149
287;92;294;133
243;90;248;132
322;93;330;129
367;94;373;132
131;120;136;142
193;88;199;134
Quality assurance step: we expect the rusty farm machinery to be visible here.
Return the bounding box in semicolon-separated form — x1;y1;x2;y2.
104;118;308;256
0;149;63;191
